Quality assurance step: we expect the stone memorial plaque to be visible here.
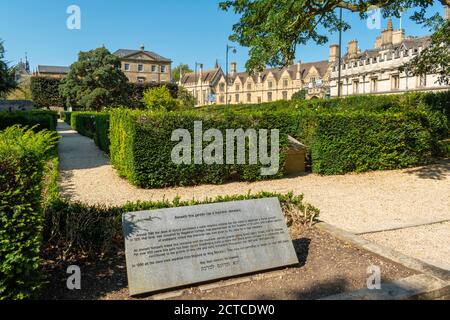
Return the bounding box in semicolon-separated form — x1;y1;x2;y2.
122;197;299;296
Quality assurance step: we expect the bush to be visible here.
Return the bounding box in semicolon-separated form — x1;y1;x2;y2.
70;112;110;153
62;111;72;125
141;85;180;111
30;77;64;109
127;82;178;108
311;111;436;174
0;126;59;300
0;110;58;131
44;192;319;258
110;109;290;188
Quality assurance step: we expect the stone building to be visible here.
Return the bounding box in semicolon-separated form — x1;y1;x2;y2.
180;60;332;106
113;45;172;83
34;65;70;78
14;55;31;84
329;19;450;97
34;45;172;84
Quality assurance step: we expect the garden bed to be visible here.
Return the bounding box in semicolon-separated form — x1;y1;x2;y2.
39;223;417;300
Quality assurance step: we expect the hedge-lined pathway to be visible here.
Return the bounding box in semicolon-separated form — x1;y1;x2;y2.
57;120;450;269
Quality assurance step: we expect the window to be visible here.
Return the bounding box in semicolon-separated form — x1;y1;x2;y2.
282;91;288;100
220;95;225;103
257;97;262;103
137;77;146;83
235;84;240;91
161;65;166;73
124;64;130;71
138;64;144;72
267;92;273;102
219;83;225;92
391;75;400;90
247;83;252;90
418;75;427;87
353;80;359;94
268;81;273;89
235;94;240;103
151;65;156;73
247;93;251;102
283;79;288;88
370;78;378;93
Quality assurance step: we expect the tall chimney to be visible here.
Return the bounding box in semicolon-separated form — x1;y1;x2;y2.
140;44;145;51
329;44;339;63
230;62;237;75
296;59;302;80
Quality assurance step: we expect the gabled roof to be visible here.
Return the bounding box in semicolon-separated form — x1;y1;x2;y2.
37;65;70;74
113;49;171;62
226;60;330;84
181;68;224;85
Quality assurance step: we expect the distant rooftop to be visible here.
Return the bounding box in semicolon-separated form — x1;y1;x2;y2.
113;45;171;63
37;65;70;74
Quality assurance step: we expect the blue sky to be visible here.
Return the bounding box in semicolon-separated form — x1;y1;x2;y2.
0;0;445;72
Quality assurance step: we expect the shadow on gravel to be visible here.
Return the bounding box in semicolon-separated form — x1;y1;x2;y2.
405;159;450;180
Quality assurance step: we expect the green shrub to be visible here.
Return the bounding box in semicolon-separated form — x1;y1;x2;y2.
70;112;110;153
141;85;180;111
0;126;59;300
110;109;291;188
127;82;178;109
0;110;57;131
311;111;436;174
30;77;65;109
44;192;318;258
61;111;72;125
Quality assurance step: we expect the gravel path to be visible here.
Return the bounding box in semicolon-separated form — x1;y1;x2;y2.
58;121;450;269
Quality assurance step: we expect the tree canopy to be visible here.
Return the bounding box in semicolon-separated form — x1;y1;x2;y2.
172;64;193;82
0;40;17;98
59;47;129;111
219;0;449;72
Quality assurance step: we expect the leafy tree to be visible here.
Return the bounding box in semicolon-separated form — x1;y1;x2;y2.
292;89;308;101
141;85;180;111
176;86;196;108
59;47;129;111
0;40;17;98
219;0;449;72
172;64;193;82
401;19;450;85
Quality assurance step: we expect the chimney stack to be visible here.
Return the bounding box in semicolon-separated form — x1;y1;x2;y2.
329;44;339;63
296;59;302;80
140;44;145;51
445;5;450;20
230;62;237;75
347;40;358;59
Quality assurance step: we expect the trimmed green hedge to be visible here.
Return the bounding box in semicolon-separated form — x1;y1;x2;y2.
0;126;59;300
311;111;437;174
44;192;318;257
0;110;58;131
30;77;65;109
110;109;290;188
61;111;72;125
71;112;110;153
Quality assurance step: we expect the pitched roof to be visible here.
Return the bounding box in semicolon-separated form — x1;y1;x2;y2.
181;68;223;85
113;49;171;62
37;65;70;74
227;60;330;84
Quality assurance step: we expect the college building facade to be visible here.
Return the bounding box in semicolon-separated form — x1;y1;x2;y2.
329;19;450;97
180;60;332;107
